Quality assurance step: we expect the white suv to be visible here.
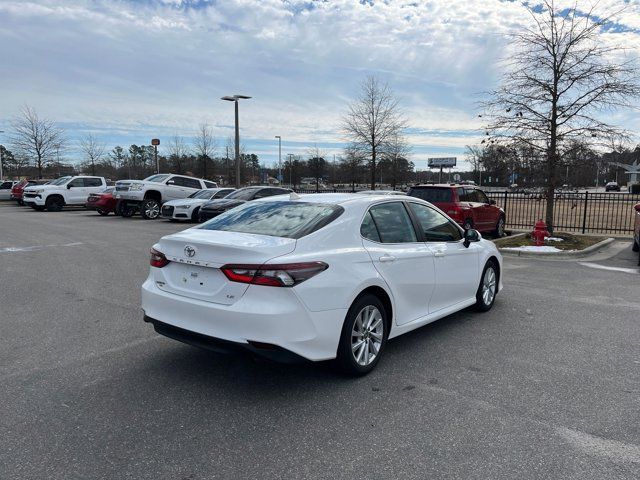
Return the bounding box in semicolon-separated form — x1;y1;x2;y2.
23;176;107;212
114;174;217;219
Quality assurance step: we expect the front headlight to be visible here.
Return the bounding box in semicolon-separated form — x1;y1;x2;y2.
129;184;143;191
34;189;44;194
175;205;190;209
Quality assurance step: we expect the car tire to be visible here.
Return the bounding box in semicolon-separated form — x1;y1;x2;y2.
463;218;474;230
141;199;160;220
335;294;388;376
45;196;64;212
17;200;24;206
97;209;109;216
33;205;45;211
494;216;505;238
191;207;200;222
120;204;135;217
474;260;498;312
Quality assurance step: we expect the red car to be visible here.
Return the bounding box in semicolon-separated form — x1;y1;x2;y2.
11;179;49;205
633;202;640;265
85;187;118;215
407;184;506;236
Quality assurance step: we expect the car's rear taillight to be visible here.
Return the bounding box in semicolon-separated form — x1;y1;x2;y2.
221;262;328;287
446;206;462;219
150;248;170;268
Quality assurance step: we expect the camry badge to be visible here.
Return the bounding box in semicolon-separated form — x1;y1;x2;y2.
184;245;197;258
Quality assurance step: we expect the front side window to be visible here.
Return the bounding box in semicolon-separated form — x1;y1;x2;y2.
173;177;201;189
408;203;462;242
190;189;214;199
0;182;11;189
475;189;490;204
200;201;343;239
214;189;233;199
225;188;260;201
367;202;417;243
68;178;84;188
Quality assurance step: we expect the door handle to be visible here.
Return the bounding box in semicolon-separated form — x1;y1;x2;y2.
379;255;396;262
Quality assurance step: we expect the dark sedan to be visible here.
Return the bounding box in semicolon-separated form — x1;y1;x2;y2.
198;186;292;222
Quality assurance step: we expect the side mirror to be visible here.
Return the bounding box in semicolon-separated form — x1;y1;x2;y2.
67;184;73;189
489;199;496;205
463;229;481;248
166;179;175;185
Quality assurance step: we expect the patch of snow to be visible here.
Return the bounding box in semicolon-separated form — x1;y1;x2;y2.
545;237;564;242
501;246;564;253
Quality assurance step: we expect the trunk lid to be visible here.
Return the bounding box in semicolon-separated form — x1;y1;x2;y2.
153;229;296;305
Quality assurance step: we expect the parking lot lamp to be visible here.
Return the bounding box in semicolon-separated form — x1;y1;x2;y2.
275;136;282;184
221;95;251;188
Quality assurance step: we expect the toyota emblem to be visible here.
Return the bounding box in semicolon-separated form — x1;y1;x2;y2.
184;245;196;258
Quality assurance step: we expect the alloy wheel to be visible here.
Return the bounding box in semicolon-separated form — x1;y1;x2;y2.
351;305;384;366
482;266;496;306
143;200;160;219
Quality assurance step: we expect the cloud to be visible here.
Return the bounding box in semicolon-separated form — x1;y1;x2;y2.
0;0;638;167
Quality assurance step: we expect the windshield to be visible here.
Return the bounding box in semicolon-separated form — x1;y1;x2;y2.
143;174;170;183
199;201;344;239
225;188;260;201
409;187;453;203
189;190;215;199
50;176;72;186
103;187;115;194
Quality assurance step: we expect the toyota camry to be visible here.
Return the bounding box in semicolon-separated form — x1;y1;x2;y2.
142;193;502;375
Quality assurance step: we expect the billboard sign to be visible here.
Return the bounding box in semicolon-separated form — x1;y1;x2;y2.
428;157;456;168
151;138;160;146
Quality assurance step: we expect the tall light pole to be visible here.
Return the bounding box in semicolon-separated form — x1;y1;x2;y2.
221;95;251;188
274;135;282;184
0;130;4;181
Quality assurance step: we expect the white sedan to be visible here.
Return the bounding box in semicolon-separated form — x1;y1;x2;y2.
142;193;502;375
161;188;235;221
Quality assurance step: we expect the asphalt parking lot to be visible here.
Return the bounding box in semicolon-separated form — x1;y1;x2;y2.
1;202;639;480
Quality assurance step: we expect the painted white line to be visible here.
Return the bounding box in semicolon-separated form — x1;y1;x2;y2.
0;242;83;253
557;426;640;464
579;262;640;274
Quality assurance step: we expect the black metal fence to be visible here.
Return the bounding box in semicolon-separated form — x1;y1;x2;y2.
291;188;639;234
486;191;640;234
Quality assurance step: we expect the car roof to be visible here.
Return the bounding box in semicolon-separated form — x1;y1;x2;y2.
411;183;469;189
255;192;429;207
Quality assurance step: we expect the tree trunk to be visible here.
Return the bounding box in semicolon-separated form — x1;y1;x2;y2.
370;148;376;190
37;156;43;179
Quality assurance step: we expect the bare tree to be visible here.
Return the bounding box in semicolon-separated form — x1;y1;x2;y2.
306;144;328;191
79;134;105;176
11;105;66;179
482;0;640;230
342;144;367;191
193;124;217;179
343;76;407;190
167;135;190;174
380;133;411;189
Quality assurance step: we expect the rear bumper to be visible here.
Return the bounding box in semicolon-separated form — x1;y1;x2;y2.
144;316;307;363
141;276;346;362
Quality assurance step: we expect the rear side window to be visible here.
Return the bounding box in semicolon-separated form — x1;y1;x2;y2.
204;181;218;188
366;202;417;243
84;178;103;187
360;211;381;242
409;187;453;203
199;201;344;239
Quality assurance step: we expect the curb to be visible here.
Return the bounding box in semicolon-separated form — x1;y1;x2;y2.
498;237;616;258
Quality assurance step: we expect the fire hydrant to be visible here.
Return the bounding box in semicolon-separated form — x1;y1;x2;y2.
531;220;549;246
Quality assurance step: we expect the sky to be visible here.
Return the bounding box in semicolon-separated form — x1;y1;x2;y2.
1;0;639;171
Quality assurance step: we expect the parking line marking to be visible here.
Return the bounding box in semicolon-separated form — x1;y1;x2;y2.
578;262;640;275
0;242;83;253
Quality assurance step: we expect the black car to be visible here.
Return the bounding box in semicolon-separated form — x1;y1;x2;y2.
605;182;621;192
198;186;292;222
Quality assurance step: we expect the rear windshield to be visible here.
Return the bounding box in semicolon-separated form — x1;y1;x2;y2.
199;201;344;239
409;187;453;203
